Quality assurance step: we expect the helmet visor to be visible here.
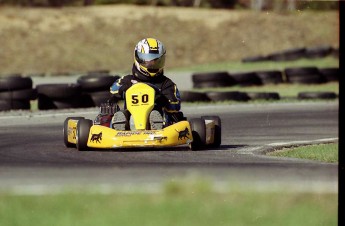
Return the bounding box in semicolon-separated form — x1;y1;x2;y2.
135;51;166;70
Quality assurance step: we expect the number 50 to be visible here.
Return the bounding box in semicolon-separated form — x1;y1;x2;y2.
132;94;149;104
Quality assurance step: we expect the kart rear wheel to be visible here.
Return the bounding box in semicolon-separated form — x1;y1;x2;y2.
76;119;93;151
201;116;221;148
63;117;84;148
189;118;206;151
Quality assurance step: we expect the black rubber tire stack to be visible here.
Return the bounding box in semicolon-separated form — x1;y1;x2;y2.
241;55;269;63
298;92;337;100
36;83;83;110
77;74;120;107
305;45;333;59
319;67;339;82
179;91;211;102
267;47;306;62
246;92;280;101
254;70;284;84
192;71;236;88
207;91;250;102
229;71;262;86
0;74;36;111
284;67;326;84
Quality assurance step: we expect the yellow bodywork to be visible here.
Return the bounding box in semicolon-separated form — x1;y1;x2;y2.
126;83;155;130
88;121;192;148
67;119;79;145
67;120;193;149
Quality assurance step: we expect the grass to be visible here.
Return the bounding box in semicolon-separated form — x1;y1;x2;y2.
268;143;338;163
0;187;337;226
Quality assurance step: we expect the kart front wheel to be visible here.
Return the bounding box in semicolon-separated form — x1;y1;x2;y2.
189;118;206;151
63;117;84;148
76;119;93;151
201;116;221;148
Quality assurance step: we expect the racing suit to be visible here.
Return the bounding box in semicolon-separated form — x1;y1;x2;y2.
108;64;183;124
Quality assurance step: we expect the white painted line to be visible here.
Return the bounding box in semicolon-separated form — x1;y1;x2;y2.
267;138;338;147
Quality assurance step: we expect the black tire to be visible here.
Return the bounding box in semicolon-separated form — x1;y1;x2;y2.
0;100;30;111
201;116;221;148
53;97;84;109
207;91;250;102
77;74;119;91
192;71;236;88
319;67;339;82
298;92;337;100
63;117;85;148
0;100;11;111
242;55;269;63
37;95;83;110
179;91;210;102
189;118;206;151
76;119;93;151
36;84;82;99
229;72;262;86
246;92;280;100
0;76;33;91
331;47;339;58
305;45;333;59
284;67;326;84
192;71;230;83
87;91;112;107
193;81;235;89
0;88;37;100
254;70;284;84
267;47;306;61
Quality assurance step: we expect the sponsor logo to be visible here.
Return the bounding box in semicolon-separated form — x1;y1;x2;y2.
68;127;77;139
90;132;102;143
177;128;190;140
116;131;158;137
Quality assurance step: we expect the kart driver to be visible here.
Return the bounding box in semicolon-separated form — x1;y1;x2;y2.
107;38;183;130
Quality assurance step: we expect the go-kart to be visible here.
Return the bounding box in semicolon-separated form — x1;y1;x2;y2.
63;82;221;151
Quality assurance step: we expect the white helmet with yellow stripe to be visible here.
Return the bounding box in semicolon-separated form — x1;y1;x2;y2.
134;38;166;78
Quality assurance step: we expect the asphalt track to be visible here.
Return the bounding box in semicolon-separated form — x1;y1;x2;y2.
0;102;338;194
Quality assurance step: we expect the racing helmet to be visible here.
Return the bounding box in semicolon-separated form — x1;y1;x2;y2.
134;38;166;78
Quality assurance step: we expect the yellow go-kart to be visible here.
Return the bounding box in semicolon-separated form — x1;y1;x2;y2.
63;83;221;151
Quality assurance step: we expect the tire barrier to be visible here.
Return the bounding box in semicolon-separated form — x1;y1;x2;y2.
230;72;262;86
284;67;326;84
298;92;337;100
319;67;339;82
36;83;83;110
179;91;211;102
192;66;336;88
241;55;269;63
246;92;280;100
0;75;36;111
206;91;250;102
305;45;333;59
242;45;337;63
0;63;339;111
267;47;306;62
255;70;284;84
77;74;120;107
192;71;236;88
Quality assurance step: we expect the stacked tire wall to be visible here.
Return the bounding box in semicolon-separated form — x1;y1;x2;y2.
183;66;339;102
36;72;119;110
0;75;37;111
0;72;120;111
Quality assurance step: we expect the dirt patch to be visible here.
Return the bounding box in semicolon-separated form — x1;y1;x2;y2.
0;5;339;74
